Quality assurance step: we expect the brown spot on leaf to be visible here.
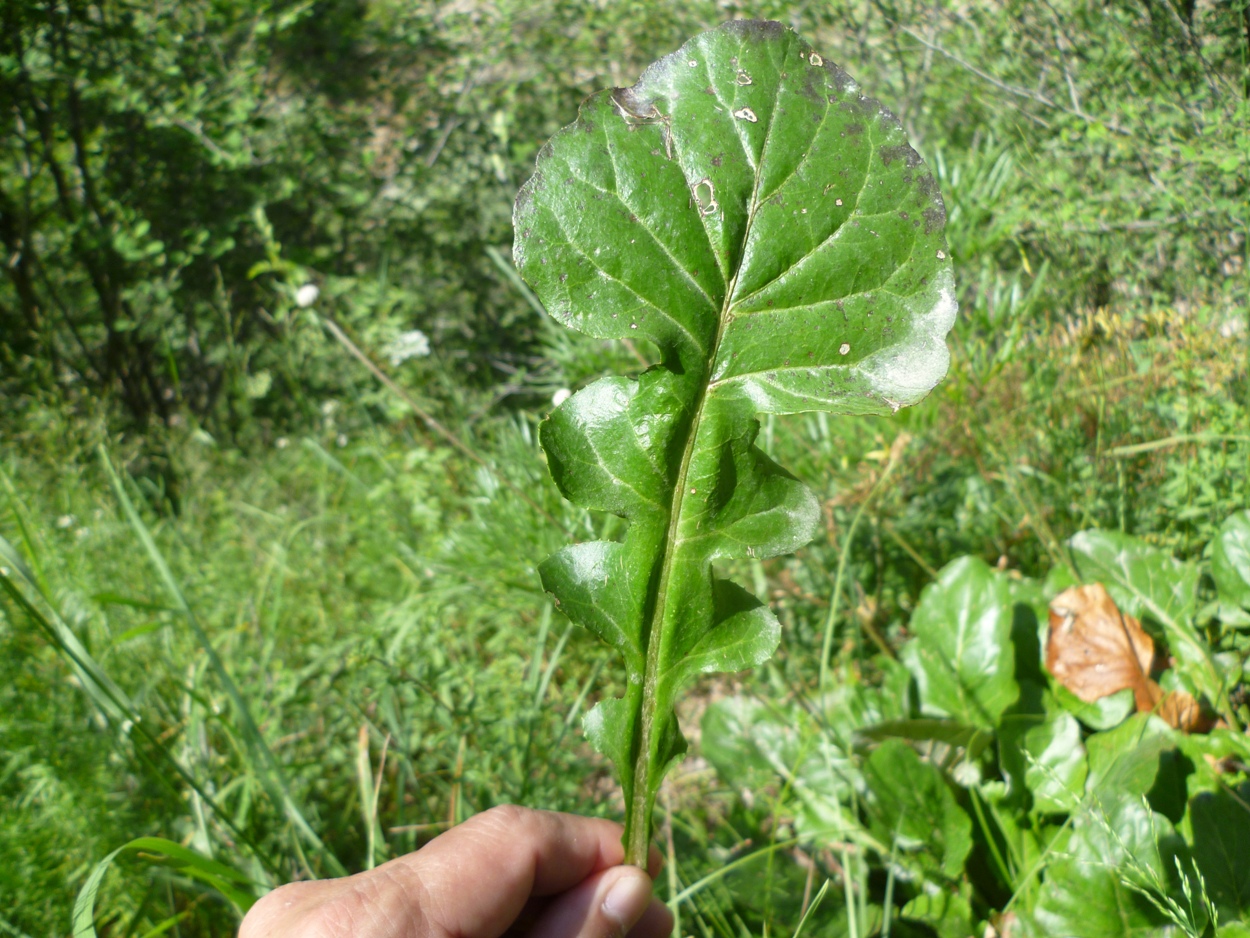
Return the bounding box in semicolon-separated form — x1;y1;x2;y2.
879;144;922;168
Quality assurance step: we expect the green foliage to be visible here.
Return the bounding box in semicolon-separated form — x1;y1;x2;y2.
1189;790;1250;922
1032;793;1184;938
901;556;1018;729
0;415;593;935
701;519;1250;937
517;19;955;862
73;837;259;937
1;0;1248;934
1213;512;1250;617
863;738;973;880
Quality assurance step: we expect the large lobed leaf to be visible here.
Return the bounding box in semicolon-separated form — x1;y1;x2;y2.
514;20;955;858
1031;793;1186;938
900;556;1019;730
1212;510;1250;618
863;738;973;880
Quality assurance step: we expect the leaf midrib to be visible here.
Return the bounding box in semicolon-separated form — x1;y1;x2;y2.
625;31;793;864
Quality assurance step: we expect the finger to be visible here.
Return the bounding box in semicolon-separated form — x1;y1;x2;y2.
381;805;629;937
628;899;676;938
523;866;658;938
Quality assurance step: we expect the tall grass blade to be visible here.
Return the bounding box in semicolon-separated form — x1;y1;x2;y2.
792;879;830;938
72;837;259;937
99;446;346;876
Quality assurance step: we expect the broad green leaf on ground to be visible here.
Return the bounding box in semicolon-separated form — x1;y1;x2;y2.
858;718;992;790
1031;793;1182;938
1066;530;1220;705
1084;713;1173;799
1188;789;1250;920
700;695;789;793
1055;684;1135;730
515;20;955;860
1022;710;1088;813
701;694;864;843
900;557;1018;729
1006;575;1048;686
863;739;972;879
702;695;861;803
899;886;974;938
1068;531;1200;628
856;717;991;755
1212;511;1250;614
996;680;1046;808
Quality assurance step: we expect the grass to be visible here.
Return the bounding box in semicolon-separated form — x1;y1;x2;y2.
0;410;608;931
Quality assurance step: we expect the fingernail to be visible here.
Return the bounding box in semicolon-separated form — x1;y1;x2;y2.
602;869;652;935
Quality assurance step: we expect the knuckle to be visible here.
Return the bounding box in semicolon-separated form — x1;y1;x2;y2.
238;880;360;938
469;803;531;834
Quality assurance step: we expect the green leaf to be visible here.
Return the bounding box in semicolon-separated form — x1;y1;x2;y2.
1022;710;1088;813
863;739;972;879
1084;713;1173;799
1213;511;1250;612
701;694;863;844
1032;794;1181;938
857;717;991;755
73;837;258;936
516;20;955;861
1054;684;1135;730
900;557;1018;730
898;887;974;938
1067;530;1221;704
701;695;787;792
1188;789;1250;920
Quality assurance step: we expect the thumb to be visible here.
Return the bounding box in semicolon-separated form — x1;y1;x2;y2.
524;865;674;938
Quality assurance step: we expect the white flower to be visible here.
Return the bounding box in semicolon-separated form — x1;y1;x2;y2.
551;388;572;407
56;514;76;529
295;283;320;307
386;329;431;366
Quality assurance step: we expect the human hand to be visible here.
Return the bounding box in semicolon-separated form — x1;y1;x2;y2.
238;805;674;938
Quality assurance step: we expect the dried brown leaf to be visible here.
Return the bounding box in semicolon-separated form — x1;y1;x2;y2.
1158;689;1212;734
1047;583;1160;711
1047;584;1210;733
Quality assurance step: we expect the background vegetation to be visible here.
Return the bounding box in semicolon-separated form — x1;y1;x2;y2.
1;0;1247;935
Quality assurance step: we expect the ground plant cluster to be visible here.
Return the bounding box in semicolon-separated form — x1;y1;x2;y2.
1;2;1247;937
